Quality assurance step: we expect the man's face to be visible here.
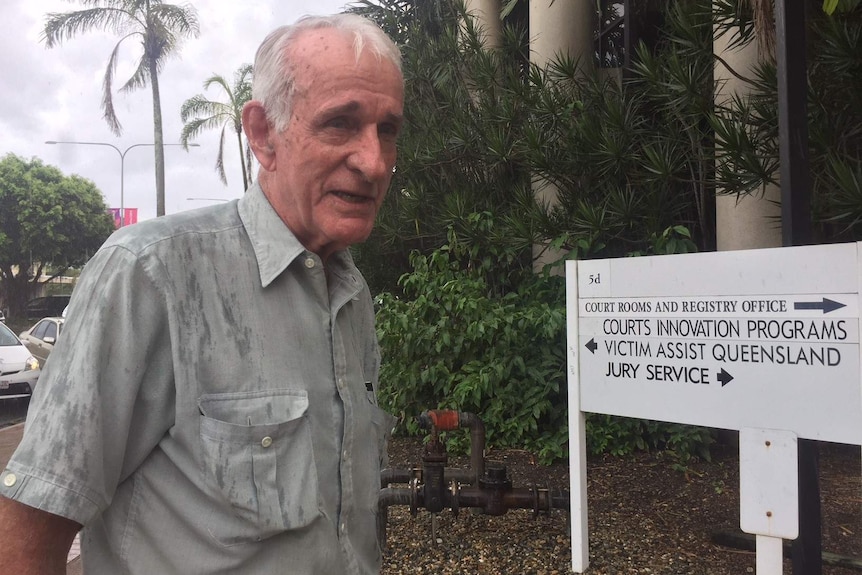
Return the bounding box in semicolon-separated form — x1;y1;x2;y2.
264;28;404;260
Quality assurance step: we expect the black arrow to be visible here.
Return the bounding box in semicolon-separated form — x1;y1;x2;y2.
585;338;598;354
794;298;846;314
717;368;734;387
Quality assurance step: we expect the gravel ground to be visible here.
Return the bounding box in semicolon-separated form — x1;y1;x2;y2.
380;436;862;574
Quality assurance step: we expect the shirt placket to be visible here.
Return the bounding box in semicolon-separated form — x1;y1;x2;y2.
328;268;364;573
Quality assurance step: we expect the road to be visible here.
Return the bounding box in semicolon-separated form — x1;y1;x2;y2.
0;397;29;428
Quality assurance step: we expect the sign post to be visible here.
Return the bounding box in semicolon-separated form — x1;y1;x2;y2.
740;427;798;575
566;242;862;573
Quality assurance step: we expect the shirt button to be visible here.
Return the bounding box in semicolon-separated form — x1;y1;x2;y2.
304;257;315;269
340;523;346;533
3;473;16;487
261;436;273;448
342;450;348;459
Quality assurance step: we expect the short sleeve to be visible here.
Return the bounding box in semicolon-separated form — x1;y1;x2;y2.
1;244;176;525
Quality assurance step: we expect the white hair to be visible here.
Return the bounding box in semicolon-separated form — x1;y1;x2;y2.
252;13;402;133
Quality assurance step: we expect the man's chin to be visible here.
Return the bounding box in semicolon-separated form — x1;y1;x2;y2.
321;223;375;252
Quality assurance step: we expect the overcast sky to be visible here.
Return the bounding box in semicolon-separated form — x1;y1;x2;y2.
1;0;349;221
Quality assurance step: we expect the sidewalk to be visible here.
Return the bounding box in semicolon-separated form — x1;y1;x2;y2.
0;423;82;575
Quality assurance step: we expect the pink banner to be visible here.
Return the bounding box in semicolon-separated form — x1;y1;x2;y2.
108;208;121;229
107;208;138;228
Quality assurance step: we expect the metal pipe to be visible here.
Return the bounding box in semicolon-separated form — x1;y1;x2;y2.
380;468;415;485
459;411;485;484
422;434;448;513
417;410;485;484
377;410;569;548
377;487;413;551
378;483;570;533
380;466;483;488
454;486;570;515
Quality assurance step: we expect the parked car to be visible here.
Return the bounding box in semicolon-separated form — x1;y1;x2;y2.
0;321;40;397
19;317;64;367
25;295;71;321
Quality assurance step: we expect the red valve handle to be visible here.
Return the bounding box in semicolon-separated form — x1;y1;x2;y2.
423;409;461;431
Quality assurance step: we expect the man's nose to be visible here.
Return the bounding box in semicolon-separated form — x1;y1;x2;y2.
347;128;391;182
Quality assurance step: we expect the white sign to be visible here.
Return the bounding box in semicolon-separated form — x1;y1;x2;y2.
565;243;862;574
575;243;862;444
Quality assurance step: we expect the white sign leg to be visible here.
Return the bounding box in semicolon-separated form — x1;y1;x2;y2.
755;535;784;575
739;428;798;574
568;411;588;573
567;261;589;573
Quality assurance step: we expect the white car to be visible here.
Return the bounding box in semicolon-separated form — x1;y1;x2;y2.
19;317;64;367
0;321;40;398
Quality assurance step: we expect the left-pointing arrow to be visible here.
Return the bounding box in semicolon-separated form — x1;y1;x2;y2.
585;338;598;354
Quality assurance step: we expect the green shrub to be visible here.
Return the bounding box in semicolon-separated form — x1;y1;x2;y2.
586;414;715;463
376;218;569;464
375;216;714;465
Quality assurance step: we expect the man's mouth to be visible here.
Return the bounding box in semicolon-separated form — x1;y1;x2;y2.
332;190;373;204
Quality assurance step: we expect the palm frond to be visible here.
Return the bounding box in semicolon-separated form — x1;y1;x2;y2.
101;38;129;135
120;53;151;93
149;3;200;38
180;95;231;122
203;74;233;99
180;61;253;187
43;7;131;47
180;116;226;146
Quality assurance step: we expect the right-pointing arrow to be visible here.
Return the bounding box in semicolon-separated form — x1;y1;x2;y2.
717;368;734;387
794;298;846;314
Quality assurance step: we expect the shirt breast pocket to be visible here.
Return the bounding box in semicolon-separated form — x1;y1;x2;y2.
198;389;321;546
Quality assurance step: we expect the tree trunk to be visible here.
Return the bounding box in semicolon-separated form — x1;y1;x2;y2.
245;144;253;190
236;130;248;192
1;268;34;323
150;61;166;217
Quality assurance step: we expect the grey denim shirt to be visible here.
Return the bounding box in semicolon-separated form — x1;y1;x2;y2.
2;183;395;574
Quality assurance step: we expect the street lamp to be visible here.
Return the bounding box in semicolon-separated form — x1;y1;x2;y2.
46;140;199;226
187;197;230;202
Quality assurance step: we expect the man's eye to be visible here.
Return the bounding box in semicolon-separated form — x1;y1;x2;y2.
379;123;400;139
326;117;353;130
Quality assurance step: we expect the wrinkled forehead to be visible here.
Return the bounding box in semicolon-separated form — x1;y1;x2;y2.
290;28;362;74
288;27;402;95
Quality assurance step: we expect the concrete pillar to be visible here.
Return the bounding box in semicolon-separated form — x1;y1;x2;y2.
529;0;594;271
714;16;781;251
529;0;593;68
464;0;503;48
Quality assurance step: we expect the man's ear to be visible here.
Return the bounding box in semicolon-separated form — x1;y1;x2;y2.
242;100;277;172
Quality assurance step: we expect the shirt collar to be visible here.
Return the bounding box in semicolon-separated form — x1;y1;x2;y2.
237;181;359;288
238;182;305;288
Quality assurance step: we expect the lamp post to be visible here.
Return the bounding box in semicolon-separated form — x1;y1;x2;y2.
187;197;230;202
46;140;199;226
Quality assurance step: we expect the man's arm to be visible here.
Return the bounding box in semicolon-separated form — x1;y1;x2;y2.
0;495;81;574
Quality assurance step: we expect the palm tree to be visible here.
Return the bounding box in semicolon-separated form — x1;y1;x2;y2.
43;0;200;218
180;64;254;191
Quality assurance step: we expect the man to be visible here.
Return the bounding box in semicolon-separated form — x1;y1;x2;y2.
0;13;402;575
